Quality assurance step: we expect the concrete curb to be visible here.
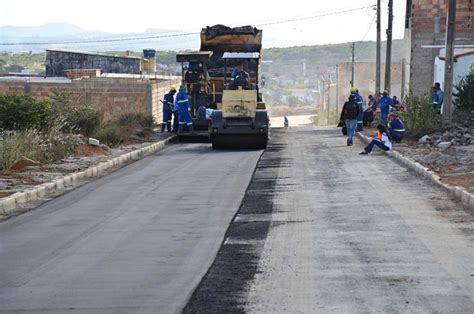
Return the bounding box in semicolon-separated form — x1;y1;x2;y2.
356;132;474;211
0;136;176;216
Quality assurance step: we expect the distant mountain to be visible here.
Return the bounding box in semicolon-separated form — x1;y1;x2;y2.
0;23;88;38
0;23;196;52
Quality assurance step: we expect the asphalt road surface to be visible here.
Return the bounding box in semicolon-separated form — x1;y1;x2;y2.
0;143;262;313
185;127;474;313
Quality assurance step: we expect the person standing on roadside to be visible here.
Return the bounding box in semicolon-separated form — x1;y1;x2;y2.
176;84;194;133
433;82;444;114
161;86;176;132
379;90;393;125
340;94;359;146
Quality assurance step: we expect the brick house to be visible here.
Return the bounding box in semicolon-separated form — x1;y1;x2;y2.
404;0;474;97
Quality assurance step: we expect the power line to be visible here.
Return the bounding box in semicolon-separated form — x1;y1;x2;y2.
255;5;376;27
0;32;200;46
361;10;377;41
1;5;376;47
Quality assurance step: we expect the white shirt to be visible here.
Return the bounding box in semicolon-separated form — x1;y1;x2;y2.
381;132;392;150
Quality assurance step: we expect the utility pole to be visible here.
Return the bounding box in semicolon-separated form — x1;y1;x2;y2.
303;58;306;78
375;0;382;96
443;0;456;126
350;43;355;87
320;79;325;114
335;65;339;114
327;80;331;122
384;0;393;93
376;0;381;95
401;58;406;100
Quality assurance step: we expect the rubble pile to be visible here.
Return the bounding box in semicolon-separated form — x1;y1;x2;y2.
418;126;472;150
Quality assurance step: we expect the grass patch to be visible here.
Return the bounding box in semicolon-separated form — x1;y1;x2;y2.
0;129;82;170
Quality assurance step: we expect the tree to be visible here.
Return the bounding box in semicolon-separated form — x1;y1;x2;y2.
453;70;474;111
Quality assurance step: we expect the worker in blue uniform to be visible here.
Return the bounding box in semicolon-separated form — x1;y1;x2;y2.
432;82;444;114
229;63;250;89
387;112;406;142
161;86;176;132
351;87;364;131
379;90;393;125
176;84;193;133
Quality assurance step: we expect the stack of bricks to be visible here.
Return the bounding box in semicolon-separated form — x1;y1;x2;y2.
63;69;102;79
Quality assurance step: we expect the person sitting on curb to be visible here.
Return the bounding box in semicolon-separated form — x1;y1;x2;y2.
359;123;392;155
379;90;393;125
387;112;405;143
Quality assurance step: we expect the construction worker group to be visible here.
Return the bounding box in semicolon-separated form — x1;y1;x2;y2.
339;87;406;154
161;85;194;133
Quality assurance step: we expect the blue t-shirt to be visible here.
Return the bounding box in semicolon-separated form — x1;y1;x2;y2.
379;96;393;115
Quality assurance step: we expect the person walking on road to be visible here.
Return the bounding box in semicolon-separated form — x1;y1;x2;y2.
359;123;392;154
379;90;393;125
340;94;359;146
161;86;177;132
351;88;364;132
176;84;194;133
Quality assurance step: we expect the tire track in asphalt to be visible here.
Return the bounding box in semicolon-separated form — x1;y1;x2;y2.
183;130;287;313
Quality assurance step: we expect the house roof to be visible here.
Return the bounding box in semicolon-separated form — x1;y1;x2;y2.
439;49;474;61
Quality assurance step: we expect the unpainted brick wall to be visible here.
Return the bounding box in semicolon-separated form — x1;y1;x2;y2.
0;77;181;124
337;62;402;105
411;0;473;33
408;0;474;96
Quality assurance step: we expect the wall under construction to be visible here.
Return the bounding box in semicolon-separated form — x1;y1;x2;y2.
405;0;474;96
45;50;142;76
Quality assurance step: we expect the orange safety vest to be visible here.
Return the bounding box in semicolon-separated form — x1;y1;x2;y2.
376;130;382;140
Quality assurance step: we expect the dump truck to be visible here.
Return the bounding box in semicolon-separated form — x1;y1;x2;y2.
175;25;269;148
202;25;269;149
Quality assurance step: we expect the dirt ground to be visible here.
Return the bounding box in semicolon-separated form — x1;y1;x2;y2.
360;125;474;194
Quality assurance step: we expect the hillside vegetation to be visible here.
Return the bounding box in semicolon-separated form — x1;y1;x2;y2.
0;39;403;74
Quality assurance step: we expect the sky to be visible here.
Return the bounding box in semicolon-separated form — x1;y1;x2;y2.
0;0;406;48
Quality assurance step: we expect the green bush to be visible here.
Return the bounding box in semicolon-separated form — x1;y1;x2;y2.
400;95;440;137
94;124;123;147
64;106;101;136
0;129;81;170
118;112;155;128
0;94;60;132
453;70;474;111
